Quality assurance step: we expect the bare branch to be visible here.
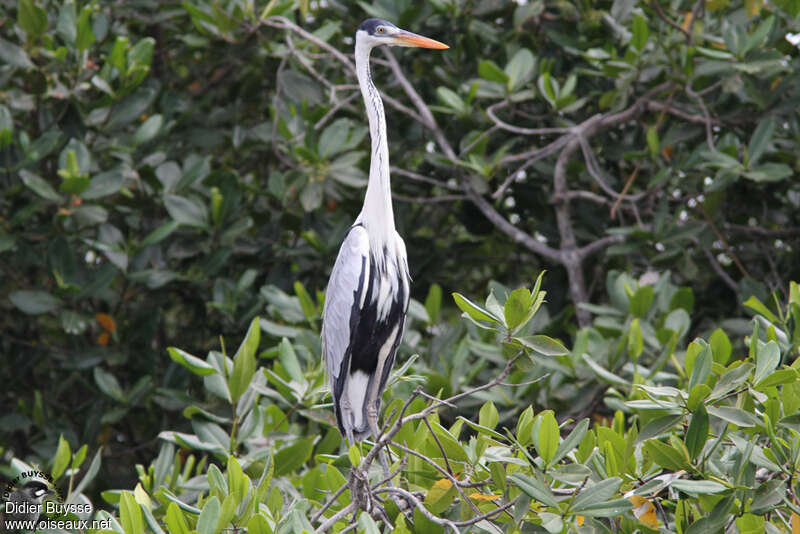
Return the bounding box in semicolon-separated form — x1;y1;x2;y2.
577;235;625;260
493;135;572;199
702;248;738;292
262;17;355;74
376;487;460;533
487;100;570;136
381;48;458;162
463;188;562;263
311;483;350;524
391;167;461;191
685;84;716;151
649;1;692;42
393;193;467;204
315;502;356;533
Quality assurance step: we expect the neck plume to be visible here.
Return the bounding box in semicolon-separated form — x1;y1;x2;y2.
355;39;395;241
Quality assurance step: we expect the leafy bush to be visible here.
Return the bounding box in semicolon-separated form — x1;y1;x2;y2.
5;275;800;533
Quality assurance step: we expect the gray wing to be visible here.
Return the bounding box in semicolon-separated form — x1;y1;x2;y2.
322;224;371;394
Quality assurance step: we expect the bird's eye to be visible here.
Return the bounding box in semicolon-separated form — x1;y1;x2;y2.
376;27;385;34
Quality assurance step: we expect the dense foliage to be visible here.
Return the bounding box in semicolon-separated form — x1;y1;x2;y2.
2;0;800;532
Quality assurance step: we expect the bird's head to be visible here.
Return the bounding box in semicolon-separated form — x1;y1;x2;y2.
20;480;53;503
356;18;448;50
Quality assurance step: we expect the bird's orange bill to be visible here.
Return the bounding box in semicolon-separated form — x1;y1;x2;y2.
394;30;449;49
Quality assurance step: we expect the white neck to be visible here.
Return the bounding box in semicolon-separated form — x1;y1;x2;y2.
354;37;395;243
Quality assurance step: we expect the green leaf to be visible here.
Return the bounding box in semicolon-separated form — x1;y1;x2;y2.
551;418;589;466
686;384;711;412
20;169;62;202
134;114;163;145
671;479;728;494
73;447;101;496
516;405;535;446
164;194;208;228
709;328;732;365
516;335;569;356
424;478;457;515
0;36;34;68
685;403;709;460
743;295;779;323
747;116;774;166
644;439;688;470
754;340;780;385
247;514;273;534
736;513;765;534
629;285;654;317
479;400;499;430
51;434;71;480
9;290;62;314
436;86;465;111
571;477;622;512
168;347;217;376
119;491;144;534
478;59;509;84
278;337;303;383
57;0;77;44
688;343;712;390
537;410;559;465
293;281;316;322
505;287;532;332
429;421;470;462
505;48;535;90
628;318;644;360
508;473;559;508
109;36;128;71
743;163;793;182
425;283;442;324
631;14;650;51
582;354;629;386
76;5;95;51
226;456;248;502
94;367;126;402
165;501;190;534
646;127;660;156
274;436;314;476
452;292;501;324
755;368;798;388
60;176;91;195
636;414;682;443
228;316;260;402
574;498;633;517
0;105;13;148
707;406;761;427
18;0;48;38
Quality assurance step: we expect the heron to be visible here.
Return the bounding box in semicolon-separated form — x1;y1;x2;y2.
322;19;448;444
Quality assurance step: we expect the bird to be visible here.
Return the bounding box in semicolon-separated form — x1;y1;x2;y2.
2;479;52;530
322;18;448;444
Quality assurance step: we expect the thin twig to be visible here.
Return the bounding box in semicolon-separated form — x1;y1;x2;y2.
486;100;569;136
685;84;716;151
315;502;356;533
311;482;349;524
391;167;461;191
650;1;692;41
702;248;738;292
423;417;454;476
393;193;467;204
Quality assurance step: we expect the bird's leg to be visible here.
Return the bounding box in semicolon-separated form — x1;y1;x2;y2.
367;403;394;486
341;396;356;444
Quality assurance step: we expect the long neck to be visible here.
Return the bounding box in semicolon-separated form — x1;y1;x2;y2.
355;39;395;241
